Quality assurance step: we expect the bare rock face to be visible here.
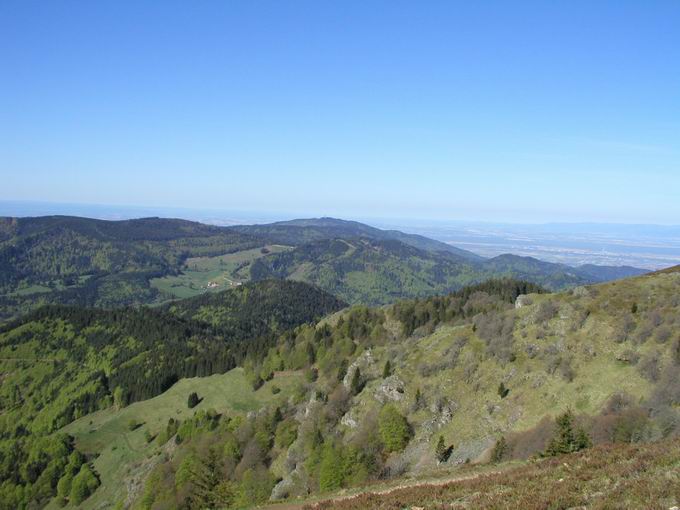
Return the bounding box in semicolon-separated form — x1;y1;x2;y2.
271;466;305;500
446;437;495;465
340;410;358;429
374;375;405;403
515;294;532;309
343;348;375;388
572;286;591;298
295;392;321;422
422;397;457;436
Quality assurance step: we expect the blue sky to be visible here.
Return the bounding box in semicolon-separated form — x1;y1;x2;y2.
1;1;679;223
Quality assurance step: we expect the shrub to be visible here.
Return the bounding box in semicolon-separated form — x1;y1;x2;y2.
474;313;516;362
325;386;350;423
235;467;275;507
411;388;426;412
378;404;411;452
638;352;661;382
655;326;672;344
536;301;558;323
304;367;318;382
337;359;348;382
634;323;654;345
275;419;298;449
319;443;345;491
187;392;200;409
673;337;680;366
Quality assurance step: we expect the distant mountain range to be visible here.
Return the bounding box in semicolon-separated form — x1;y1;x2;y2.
0;215;647;320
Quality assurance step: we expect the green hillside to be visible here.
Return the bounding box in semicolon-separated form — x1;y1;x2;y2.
248;237;645;305
0;280;344;509
129;270;679;509
230;217;482;261
0;215;646;321
0;216;263;320
1;270;678;508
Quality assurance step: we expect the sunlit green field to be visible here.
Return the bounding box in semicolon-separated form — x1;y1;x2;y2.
54;368;302;510
150;244;292;299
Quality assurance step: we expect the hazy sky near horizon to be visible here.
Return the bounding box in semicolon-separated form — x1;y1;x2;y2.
2;1;679;223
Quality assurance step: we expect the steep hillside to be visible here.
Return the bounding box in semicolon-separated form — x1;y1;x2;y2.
0;280;344;509
304;438;680;509
132;271;680;509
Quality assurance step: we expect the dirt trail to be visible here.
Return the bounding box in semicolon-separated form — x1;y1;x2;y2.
261;467;505;510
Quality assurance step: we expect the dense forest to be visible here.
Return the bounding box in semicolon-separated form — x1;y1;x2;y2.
0;280;344;508
248;237;639;305
0;216;262;320
0;215;645;321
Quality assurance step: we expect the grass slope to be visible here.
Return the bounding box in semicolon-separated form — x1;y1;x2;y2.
301;438;680;509
55;368;303;509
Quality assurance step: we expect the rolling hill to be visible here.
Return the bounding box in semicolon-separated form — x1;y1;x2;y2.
0;216;262;320
0;269;675;508
230;217;483;261
0;215;647;321
248;236;646;305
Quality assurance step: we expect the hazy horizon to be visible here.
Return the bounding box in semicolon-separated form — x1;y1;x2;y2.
4;198;680;228
3;199;680;270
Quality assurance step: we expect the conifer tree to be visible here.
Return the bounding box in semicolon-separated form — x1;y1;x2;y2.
383;360;392;378
545;410;591;456
435;435;450;463
350;368;362;395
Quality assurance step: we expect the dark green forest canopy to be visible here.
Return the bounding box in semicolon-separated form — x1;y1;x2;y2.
0;215;646;321
0;216;264;320
0;280;345;409
0;279;345;508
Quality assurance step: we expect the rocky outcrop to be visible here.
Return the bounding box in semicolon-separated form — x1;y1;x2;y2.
515;294;532;309
343;348;376;388
374;375;405;403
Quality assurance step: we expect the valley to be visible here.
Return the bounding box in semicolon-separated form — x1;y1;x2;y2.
150;245;293;300
0;216;646;321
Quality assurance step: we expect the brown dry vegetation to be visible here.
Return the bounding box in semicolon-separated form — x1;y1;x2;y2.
305;438;680;510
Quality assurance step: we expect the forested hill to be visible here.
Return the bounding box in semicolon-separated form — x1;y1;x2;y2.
0;215;647;321
0;215;262;319
248;237;646;305
230;216;482;260
0;279;344;508
163;279;346;339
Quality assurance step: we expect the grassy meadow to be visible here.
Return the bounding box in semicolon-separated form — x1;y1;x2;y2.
54;368;303;509
151;245;292;299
